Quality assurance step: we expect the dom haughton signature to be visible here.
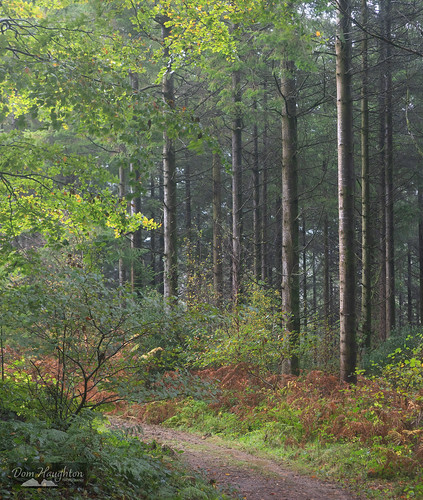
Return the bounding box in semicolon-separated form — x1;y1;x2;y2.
12;465;84;487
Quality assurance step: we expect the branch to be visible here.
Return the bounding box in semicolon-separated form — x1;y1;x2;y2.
332;0;423;58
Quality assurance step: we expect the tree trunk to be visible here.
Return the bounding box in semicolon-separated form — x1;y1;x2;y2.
399;290;403;328
408;245;413;325
158;174;165;295
212;153;223;301
378;133;387;339
313;252;317;314
360;0;372;349
383;0;395;335
378;2;387;341
150;176;157;287
231;69;243;303
185;159;192;233
302;217;307;332
131;164;143;292
253;100;261;280
336;0;357;384
261;83;269;283
118;166;127;287
162;21;178;300
323;213;330;322
275;195;282;290
419;189;423;324
281;58;300;376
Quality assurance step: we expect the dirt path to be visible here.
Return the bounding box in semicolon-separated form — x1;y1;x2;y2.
110;418;363;500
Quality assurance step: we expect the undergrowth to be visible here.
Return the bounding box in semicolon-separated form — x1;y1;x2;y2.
132;367;423;499
0;396;227;499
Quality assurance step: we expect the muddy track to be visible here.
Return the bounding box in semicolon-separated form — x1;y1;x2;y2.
110;417;364;500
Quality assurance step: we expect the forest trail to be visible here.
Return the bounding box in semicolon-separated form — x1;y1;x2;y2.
110;418;363;500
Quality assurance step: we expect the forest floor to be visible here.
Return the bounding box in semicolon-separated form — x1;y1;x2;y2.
110;417;364;500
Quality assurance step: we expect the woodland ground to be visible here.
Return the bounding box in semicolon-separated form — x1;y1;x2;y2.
109;365;423;500
111;417;363;500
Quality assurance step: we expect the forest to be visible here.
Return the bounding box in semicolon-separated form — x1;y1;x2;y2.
1;0;423;498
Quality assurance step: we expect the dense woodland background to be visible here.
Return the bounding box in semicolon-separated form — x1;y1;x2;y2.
0;0;423;379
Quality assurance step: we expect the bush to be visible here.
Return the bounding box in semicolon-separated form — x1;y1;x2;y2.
362;327;423;375
363;327;423;386
0;261;176;428
186;283;288;373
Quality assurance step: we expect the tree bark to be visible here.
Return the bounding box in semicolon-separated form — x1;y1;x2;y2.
150;176;157;287
253;100;261;280
212;153;223;301
408;245;413;325
185;159;192;233
162;21;178;300
158;174;165;295
261;82;269;283
130;164;143;292
323;213;330;322
231;69;243;303
419;189;423;324
118;166;127;287
383;0;395;335
336;0;357;383
378;119;387;339
281;58;300;376
302;216;307;332
378;0;388;340
275;195;282;290
313;252;317;315
360;0;372;349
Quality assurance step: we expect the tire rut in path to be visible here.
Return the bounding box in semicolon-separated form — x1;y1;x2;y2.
110;418;363;500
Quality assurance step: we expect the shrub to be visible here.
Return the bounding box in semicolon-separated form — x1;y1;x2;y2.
187;283;289;373
362;327;423;375
0;262;174;428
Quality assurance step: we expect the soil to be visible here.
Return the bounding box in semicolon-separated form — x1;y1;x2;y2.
110;417;364;500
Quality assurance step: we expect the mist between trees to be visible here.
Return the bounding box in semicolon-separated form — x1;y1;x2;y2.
1;0;423;390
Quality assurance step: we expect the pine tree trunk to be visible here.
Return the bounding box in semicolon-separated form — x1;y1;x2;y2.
118;166;127;287
378;2;387;340
323;213;330;322
281;58;300;376
128;72;143;292
336;0;357;384
261;83;269;283
253;101;261;279
212;153;223;301
361;0;372;349
384;0;395;335
150;176;157;287
158;174;165;295
162;22;178;300
313;252;317;314
408;245;413;325
275;195;282;290
419;189;423;324
185;160;192;233
231;69;243;303
302;217;307;332
399;291;403;328
378;144;387;339
131;164;143;292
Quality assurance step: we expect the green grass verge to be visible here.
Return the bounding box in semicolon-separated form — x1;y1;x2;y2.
160;398;423;500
